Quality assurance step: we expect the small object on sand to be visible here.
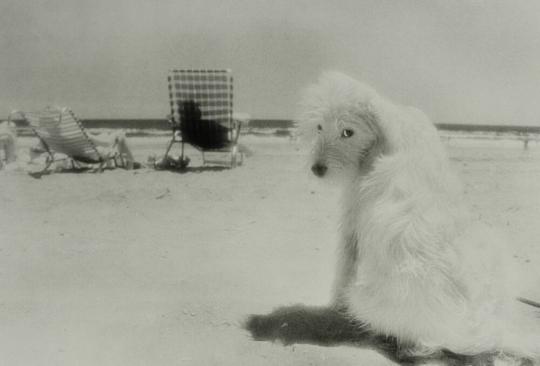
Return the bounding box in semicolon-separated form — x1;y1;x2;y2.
155;188;170;200
153;155;190;170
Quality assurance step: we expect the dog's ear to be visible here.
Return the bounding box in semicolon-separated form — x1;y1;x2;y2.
355;107;388;158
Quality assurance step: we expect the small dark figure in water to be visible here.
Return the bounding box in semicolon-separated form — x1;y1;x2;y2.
179;100;230;149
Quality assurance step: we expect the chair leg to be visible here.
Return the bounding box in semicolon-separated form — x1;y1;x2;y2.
239;151;244;166
164;139;175;158
28;157;53;178
158;137;190;169
231;145;238;168
180;141;190;168
39;156;54;175
96;161;106;173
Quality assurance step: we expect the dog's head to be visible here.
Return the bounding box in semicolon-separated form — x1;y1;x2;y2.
300;72;385;181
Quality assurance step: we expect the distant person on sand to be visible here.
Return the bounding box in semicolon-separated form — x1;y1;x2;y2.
0;120;17;169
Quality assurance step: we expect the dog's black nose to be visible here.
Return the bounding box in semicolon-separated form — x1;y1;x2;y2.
311;163;328;177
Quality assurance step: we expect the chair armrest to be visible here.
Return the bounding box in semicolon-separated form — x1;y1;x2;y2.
232;113;250;143
232;119;242;143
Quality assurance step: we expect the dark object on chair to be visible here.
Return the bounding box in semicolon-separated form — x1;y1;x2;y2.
179;101;230;149
160;69;245;169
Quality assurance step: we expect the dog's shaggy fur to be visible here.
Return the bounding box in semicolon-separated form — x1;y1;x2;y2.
246;72;540;365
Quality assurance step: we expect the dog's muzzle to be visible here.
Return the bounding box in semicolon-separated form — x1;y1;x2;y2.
311;163;328;177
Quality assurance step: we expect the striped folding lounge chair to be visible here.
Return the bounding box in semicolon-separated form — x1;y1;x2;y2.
20;107;125;174
163;69;247;168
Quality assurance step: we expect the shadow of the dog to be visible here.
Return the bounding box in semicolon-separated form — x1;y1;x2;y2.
244;304;501;366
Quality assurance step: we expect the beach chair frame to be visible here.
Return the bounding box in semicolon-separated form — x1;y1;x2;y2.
164;69;244;168
18;108;124;175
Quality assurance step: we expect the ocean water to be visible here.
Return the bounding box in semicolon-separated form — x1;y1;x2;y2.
13;118;295;130
13;119;297;137
11;118;540;138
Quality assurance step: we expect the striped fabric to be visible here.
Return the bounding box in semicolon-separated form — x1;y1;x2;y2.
24;107;102;163
167;69;234;129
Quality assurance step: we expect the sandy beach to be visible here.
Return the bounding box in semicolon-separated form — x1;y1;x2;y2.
1;135;540;366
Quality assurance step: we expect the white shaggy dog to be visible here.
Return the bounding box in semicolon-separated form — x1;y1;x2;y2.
303;72;540;362
246;72;540;365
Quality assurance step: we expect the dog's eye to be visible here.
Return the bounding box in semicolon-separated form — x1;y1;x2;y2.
317;124;323;132
341;129;354;138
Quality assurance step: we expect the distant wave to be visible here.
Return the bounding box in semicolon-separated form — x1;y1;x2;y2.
11;118;540;137
12;118;296;130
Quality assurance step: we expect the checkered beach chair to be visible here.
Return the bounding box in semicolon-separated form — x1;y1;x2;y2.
164;69;246;168
20;107;124;174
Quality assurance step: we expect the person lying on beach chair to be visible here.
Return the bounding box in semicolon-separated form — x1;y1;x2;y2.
0;119;17;169
29;130;137;169
19;107;139;175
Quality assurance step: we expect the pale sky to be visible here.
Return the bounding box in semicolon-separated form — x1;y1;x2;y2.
1;0;540;124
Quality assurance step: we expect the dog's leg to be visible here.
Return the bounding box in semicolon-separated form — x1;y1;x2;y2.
332;233;359;307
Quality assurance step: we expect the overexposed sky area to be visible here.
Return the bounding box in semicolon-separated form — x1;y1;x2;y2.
1;0;540;124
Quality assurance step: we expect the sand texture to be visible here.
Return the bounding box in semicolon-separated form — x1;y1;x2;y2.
1;136;540;365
